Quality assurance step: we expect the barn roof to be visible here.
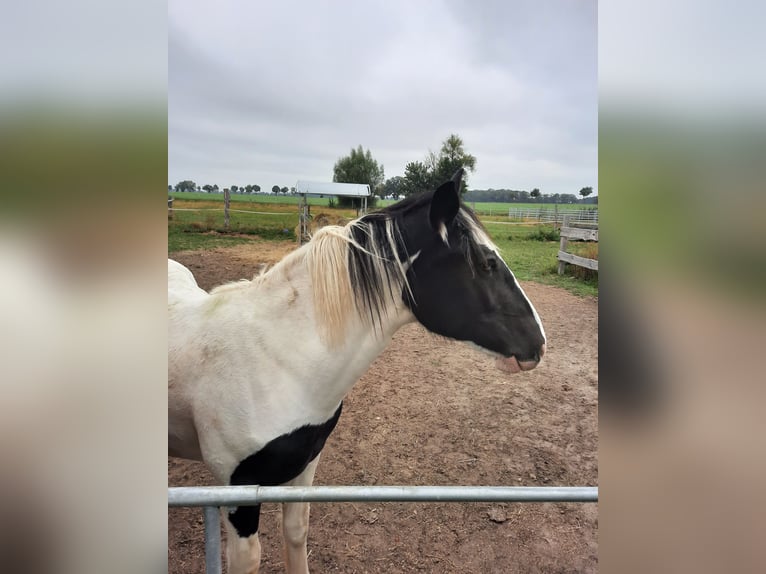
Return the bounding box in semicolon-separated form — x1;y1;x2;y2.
295;181;371;197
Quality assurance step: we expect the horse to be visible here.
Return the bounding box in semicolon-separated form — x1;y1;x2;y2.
168;169;546;574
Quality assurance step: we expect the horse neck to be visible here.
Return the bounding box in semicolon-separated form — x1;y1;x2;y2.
250;244;414;415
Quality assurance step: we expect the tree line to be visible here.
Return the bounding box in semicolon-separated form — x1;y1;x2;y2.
332;135;594;205
170;134;595;206
169;182;298;195
331;134;476;208
464;188;595;204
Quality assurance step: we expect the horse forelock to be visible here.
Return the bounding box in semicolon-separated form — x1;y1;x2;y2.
305;217;412;348
457;207;499;252
454;207;501;274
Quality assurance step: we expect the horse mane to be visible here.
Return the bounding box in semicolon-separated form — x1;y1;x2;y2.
305;214;412;347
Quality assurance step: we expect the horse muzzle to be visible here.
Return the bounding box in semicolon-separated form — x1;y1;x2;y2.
494;343;545;374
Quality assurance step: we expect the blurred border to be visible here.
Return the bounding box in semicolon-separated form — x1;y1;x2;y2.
600;2;766;572
0;1;167;572
4;1;766;572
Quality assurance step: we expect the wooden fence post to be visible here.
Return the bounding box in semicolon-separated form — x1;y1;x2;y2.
168;197;174;220
224;188;230;230
558;215;570;275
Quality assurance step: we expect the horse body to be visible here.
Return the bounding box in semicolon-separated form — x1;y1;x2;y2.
169;251;413;480
169;170;546;574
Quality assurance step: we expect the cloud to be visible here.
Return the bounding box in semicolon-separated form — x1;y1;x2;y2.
169;0;596;193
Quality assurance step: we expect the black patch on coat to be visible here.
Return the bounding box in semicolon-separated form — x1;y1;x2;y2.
227;403;343;537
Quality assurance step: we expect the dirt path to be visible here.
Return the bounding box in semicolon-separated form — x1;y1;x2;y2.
168;242;598;573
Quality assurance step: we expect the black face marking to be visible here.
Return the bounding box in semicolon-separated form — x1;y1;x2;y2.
406;237;544;361
352;172;545;362
227;403;343;538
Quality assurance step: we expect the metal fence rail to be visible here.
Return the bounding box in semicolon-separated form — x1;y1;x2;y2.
169;485;598;506
505;208;599;224
170;485;597;574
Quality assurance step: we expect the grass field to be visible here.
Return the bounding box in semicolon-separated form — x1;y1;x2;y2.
168;200;362;251
170;192;338;206
168;199;597;297
169;192;598;214
482;221;598;296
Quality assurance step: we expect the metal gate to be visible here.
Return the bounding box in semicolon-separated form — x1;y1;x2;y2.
169;485;598;574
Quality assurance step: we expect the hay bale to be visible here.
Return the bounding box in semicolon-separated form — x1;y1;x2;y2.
296;213;352;242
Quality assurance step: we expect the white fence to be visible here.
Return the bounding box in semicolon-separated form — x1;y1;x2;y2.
169;485;598;574
506;208;598;225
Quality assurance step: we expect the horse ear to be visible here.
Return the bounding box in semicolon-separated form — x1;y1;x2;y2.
429;171;462;233
451;167;464;190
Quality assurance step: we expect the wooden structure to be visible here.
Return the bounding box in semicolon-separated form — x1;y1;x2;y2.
557;215;598;275
295;181;371;245
223;188;231;229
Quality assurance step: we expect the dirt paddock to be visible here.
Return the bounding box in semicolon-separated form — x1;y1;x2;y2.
168;242;598;573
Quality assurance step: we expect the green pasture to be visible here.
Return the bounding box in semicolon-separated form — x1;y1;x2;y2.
168;200;358;252
169;192;597;214
482;221;598;297
466;202;596;214
168;199;597;297
170;192;333;206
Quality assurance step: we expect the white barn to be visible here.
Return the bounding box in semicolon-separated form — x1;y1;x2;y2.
294;181;371;197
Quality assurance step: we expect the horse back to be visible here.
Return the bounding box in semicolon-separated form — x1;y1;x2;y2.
168;259;208;305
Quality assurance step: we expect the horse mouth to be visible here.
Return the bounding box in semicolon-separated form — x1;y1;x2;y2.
494;356;537;374
494;345;545;374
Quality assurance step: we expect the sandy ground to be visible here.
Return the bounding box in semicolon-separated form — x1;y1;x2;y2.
168;241;598;573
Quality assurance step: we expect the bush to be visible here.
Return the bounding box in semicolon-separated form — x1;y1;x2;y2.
526;227;560;241
337;196;378;209
327;197;337;209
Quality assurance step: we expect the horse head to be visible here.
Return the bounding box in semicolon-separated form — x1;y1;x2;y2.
390;169;547;373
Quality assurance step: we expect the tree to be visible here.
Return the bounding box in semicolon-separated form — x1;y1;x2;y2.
174;180;197;192
290;187;296;194
560;193;577;204
168;184;172;192
424;150;440;177
230;185;238;193
401;161;432;197
530;188;541;199
202;184;214;193
401;134;477;196
333;145;384;208
382;176;405;199
271;185;280;194
252;184;261;193
579;186;593;200
432;134;476;193
280;186;288;195
212;184;219;193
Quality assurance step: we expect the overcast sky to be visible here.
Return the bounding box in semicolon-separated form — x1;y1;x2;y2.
169;0;596;195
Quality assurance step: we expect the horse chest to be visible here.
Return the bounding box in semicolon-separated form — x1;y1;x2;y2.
229;403;343;488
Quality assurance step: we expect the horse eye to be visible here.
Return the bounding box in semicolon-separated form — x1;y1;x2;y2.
482;257;498;272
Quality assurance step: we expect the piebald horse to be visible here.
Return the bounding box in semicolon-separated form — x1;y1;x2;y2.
168;170;546;574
